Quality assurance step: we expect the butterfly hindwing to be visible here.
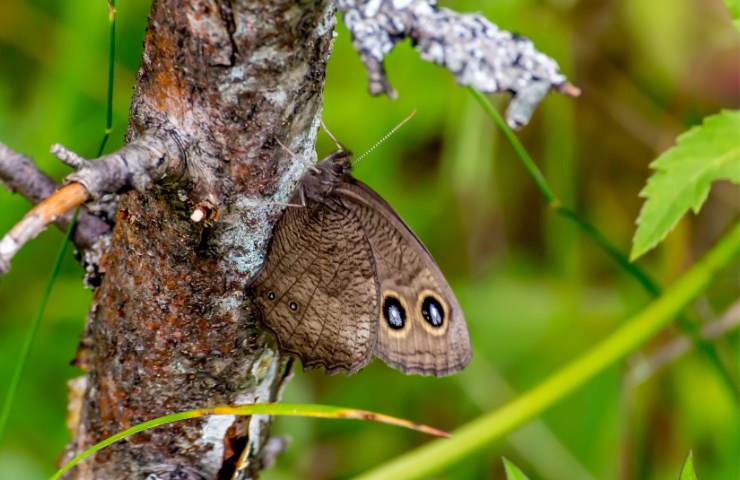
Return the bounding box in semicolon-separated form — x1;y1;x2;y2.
337;180;472;376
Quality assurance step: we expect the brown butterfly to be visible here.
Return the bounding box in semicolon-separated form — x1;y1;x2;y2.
250;150;471;376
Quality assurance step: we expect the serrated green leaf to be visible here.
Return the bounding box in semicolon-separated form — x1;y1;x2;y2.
679;451;698;480
631;110;740;260
723;0;740;30
502;457;530;480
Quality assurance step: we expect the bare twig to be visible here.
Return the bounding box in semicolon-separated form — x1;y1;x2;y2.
627;300;740;387
0;143;65;202
0;142;111;251
0;130;183;275
51;144;88;169
0;182;88;275
337;0;579;128
56;130;183;199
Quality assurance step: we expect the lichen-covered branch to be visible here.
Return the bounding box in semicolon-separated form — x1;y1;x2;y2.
57;129;184;199
337;0;579;128
0;142;110;251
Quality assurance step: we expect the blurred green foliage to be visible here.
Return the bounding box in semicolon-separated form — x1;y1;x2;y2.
0;1;737;479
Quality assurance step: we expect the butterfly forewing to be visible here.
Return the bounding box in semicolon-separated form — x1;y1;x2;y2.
251;201;378;373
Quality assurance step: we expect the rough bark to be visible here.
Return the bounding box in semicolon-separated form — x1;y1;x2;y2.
64;1;335;478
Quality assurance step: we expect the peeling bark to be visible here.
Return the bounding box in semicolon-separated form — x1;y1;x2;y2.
63;1;336;478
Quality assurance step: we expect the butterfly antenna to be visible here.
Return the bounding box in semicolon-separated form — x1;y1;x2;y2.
353;109;416;165
320;119;345;152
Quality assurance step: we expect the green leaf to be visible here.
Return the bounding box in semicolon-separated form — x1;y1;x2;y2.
631;110;740;260
723;0;740;29
50;402;447;480
502;457;530;480
679;451;698;480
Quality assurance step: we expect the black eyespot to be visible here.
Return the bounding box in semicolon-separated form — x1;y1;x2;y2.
267;291;276;300
289;302;298;312
383;297;406;330
421;296;444;327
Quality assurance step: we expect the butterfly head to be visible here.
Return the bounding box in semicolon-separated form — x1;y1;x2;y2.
301;150;353;202
315;149;352;179
327;149;352;173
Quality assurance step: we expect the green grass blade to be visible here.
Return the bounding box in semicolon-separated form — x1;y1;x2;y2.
468;88;652;288
502;457;530;480
97;0;116;157
554;206;660;294
51;402;448;480
0;209;79;442
353;222;740;480
679;451;698;480
468;88;558;205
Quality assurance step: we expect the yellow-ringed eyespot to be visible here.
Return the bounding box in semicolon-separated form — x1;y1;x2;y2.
381;291;411;338
416;289;449;336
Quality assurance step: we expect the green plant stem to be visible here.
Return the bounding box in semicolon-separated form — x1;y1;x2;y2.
98;0;116;157
468;88;738;400
470;89;558;205
555;208;736;395
0;210;79;442
554;206;658;293
354;222;740;480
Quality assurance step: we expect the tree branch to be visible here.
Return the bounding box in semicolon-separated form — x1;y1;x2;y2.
0;183;88;275
0;131;184;276
56;129;184;199
337;0;579;128
0;143;110;252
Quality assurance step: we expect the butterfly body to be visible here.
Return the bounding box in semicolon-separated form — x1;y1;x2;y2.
250;152;471;376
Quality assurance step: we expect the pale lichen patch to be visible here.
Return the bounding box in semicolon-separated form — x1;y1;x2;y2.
337;0;577;127
198;414;237;469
